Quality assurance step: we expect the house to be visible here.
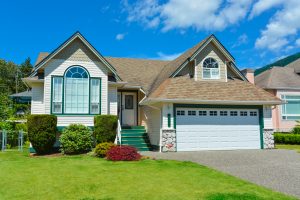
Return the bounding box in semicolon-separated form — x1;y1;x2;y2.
23;32;281;152
255;59;300;132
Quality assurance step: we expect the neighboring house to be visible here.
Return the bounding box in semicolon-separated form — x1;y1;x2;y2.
255;59;300;132
9;91;32;104
23;32;281;152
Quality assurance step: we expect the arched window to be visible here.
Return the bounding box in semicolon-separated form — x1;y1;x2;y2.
51;66;101;114
64;66;89;114
202;57;219;79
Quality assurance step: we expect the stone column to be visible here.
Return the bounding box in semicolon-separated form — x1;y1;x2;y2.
161;129;176;152
263;129;274;149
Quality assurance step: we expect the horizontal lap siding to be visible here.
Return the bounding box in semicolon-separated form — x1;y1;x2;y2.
31;84;45;114
57;116;94;127
162;103;174;129
263;106;273;129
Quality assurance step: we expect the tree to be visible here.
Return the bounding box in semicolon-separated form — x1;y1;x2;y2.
0;92;12;121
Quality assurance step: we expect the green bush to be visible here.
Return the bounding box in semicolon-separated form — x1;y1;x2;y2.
27;114;57;154
16;123;27;132
94;142;116;158
274;133;300;144
60;124;93;155
94;115;118;144
292;127;300;134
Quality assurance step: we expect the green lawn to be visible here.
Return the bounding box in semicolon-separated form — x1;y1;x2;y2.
276;144;300;153
0;150;296;200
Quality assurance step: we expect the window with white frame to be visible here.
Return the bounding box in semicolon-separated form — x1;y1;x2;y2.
281;95;300;120
202;57;219;79
51;66;101;114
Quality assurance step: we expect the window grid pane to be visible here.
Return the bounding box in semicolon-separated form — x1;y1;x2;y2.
52;77;63;113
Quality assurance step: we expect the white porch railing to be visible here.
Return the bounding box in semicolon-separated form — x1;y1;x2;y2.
114;119;122;146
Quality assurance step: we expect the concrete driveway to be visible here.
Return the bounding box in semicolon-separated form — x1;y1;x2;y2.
143;149;300;198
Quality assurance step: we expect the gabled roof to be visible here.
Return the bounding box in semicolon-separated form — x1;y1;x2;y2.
143;76;281;105
148;35;246;95
255;66;300;90
31;31;121;81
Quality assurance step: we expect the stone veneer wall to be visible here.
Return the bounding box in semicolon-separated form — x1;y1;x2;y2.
161;129;176;152
263;129;274;149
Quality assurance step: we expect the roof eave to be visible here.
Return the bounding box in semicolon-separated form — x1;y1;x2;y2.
140;98;282;106
30;32;122;81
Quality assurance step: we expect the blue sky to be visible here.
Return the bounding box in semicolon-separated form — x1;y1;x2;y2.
1;0;300;69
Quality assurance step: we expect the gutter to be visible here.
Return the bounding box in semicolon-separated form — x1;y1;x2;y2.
140;98;282;106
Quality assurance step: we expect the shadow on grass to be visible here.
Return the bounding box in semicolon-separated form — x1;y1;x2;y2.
205;193;263;200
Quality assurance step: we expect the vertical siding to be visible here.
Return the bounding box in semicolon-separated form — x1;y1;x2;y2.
194;42;227;82
31;83;45;114
263;106;273;129
140;106;161;146
108;85;118;115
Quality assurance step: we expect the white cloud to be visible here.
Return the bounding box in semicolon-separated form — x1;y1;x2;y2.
123;0;253;31
254;0;300;51
116;33;126;40
152;52;182;60
232;34;248;48
249;0;284;19
296;38;300;47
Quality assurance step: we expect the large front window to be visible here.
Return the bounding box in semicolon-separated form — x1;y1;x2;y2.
281;95;300;120
51;66;101;114
202;57;219;79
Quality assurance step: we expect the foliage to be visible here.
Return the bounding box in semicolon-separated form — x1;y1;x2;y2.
60;124;93;155
106;146;141;161
94;115;118;144
274;133;300;145
94;142;116;158
0;58;32;95
0;121;14;130
0;93;13;121
15;123;27;132
27;114;57;154
292;121;300;134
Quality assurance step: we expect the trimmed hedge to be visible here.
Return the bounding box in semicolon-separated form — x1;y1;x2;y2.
60;124;93;155
27;114;57;154
274;133;300;145
94;115;118;144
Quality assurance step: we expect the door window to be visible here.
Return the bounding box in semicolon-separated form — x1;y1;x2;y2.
125;95;134;109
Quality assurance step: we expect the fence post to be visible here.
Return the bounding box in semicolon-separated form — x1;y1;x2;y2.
2;129;7;151
18;130;23;152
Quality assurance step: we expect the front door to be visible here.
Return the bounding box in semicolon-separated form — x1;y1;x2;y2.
119;92;137;126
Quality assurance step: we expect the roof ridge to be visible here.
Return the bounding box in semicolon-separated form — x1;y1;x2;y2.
104;56;170;62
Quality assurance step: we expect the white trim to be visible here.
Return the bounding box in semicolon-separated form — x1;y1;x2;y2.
31;32;122;81
140;98;282;106
201;57;220;80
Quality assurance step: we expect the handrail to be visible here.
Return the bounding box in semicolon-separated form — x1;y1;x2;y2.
115;119;122;146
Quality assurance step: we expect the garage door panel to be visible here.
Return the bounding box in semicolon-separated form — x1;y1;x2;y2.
176;108;261;151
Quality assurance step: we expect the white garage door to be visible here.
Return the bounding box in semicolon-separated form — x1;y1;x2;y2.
176;108;261;151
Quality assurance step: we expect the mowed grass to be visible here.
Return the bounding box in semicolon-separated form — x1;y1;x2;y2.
276;144;300;153
0;150;296;200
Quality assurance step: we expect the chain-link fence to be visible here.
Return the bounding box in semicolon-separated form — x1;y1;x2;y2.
0;130;26;151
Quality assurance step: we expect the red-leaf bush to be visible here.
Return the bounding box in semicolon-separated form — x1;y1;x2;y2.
106;146;141;161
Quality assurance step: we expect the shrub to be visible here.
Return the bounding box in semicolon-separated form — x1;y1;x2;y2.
106;146;141;161
274;133;300;145
60;124;93;155
94;142;116;158
292;127;300;134
27;114;57;154
94;115;118;144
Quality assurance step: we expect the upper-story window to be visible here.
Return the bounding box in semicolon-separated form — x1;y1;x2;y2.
51;66;101;115
202;57;220;79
